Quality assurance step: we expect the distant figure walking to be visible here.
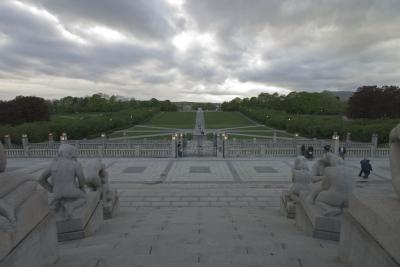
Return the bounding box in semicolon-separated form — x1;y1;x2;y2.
359;158;373;179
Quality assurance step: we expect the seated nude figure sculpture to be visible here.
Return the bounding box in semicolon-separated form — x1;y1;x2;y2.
390;123;400;197
289;156;311;201
307;152;353;216
39;144;87;220
85;159;111;202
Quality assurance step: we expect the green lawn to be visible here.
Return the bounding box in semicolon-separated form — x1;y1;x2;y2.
204;112;255;129
144;112;196;129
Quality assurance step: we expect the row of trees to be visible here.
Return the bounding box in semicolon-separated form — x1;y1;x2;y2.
0;96;50;125
222;91;345;115
347;86;400;119
51;94;177;114
0;94;178;126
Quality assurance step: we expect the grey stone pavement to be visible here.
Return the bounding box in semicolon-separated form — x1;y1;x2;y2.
6;157;392;267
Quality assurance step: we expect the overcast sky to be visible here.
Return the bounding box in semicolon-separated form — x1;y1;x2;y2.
0;0;399;102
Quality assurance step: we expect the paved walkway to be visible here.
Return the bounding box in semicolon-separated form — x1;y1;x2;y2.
6;157;392;266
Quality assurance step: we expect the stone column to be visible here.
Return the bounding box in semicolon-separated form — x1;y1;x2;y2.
273;131;277;143
22;134;29;157
4;135;11;148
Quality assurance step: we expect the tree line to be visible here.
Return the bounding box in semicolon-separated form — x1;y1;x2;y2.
222;86;400;119
0;94;177;125
222;91;345;115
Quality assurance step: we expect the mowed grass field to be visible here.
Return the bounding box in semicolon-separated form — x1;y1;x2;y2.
144;111;255;129
108;111;294;140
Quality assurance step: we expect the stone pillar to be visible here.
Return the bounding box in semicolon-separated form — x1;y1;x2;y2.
273;131;277;143
332;132;340;155
171;135;177;158
253;138;257;144
345;132;351;145
4;135;11;148
22;134;29;157
60;132;68;144
261;144;266;156
123;131;127;143
134;145;140;157
216;134;223;158
371;133;378;157
371;133;378;148
48;133;54;144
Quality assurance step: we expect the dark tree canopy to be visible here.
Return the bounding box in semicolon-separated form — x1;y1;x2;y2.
0;96;50;125
347;86;400;119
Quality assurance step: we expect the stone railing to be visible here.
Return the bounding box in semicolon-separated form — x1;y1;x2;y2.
224;141;389;158
5;141;173;158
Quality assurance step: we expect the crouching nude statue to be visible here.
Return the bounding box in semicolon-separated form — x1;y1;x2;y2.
307;152;353;216
85;159;111;201
289;156;311;201
39;144;87;220
85;159;119;219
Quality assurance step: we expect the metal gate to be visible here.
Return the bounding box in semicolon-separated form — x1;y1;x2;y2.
182;140;217;157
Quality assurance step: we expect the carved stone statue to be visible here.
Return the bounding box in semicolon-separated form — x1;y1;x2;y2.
39;144;87;220
289;156;311;200
389;123;400;197
85;159;111;201
85;159;119;219
311;151;343;182
307;152;353;216
0;143;6;173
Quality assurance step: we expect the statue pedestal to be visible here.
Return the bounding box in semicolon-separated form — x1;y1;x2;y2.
56;191;103;241
280;190;296;219
295;194;341;241
103;189;119;219
0;189;58;267
339;190;400;267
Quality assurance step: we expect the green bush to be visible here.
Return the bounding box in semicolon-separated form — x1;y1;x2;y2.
0;107;159;144
241;107;399;143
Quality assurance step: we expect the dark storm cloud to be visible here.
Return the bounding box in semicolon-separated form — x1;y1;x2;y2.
0;0;399;101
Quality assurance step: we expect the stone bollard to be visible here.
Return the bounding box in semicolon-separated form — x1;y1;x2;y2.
4;134;11;148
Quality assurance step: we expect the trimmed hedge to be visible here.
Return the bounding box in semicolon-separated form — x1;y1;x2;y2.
0;107;159;144
240;107;399;144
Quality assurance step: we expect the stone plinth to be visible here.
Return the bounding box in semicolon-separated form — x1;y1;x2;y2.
0;189;58;267
339;190;400;267
295;194;341;241
280;190;296;219
0;213;58;267
103;189;119;219
56;191;103;241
